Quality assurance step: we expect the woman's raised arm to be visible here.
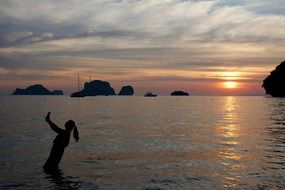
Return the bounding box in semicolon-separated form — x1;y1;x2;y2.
45;112;64;133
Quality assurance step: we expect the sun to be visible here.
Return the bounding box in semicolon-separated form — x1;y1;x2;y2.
224;81;238;89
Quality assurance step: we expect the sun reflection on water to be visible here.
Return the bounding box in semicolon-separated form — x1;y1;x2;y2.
218;96;240;140
216;96;243;188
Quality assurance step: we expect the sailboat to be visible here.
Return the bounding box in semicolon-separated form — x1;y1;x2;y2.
70;73;85;97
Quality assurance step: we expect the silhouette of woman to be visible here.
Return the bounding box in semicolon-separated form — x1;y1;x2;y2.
43;112;79;171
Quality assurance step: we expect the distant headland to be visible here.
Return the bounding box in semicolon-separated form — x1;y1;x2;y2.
12;84;63;95
263;60;285;97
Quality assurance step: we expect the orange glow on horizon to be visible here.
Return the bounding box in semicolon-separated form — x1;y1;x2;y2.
224;81;238;89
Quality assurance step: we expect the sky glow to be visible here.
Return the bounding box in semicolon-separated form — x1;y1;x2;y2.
0;0;285;95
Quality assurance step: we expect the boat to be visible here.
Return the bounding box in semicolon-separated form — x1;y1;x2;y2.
144;92;157;97
70;73;85;97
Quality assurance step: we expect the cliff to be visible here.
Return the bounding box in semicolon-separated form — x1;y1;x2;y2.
263;61;285;97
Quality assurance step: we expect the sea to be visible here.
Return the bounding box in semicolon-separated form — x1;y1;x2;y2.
0;96;284;190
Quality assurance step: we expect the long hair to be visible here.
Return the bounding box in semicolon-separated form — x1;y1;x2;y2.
65;120;79;142
73;126;79;142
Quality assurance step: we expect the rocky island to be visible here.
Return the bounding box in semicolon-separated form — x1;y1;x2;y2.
71;80;115;97
118;86;134;96
262;60;285;97
12;84;63;95
171;90;189;96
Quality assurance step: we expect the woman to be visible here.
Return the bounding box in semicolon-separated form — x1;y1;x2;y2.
43;112;79;171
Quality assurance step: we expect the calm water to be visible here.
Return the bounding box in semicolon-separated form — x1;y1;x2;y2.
0;96;284;190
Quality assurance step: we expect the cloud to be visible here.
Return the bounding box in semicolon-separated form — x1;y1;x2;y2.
5;31;33;42
0;0;284;94
0;1;283;48
3;32;56;47
0;0;284;51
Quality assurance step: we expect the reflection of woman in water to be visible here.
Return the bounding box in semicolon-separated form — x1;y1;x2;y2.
43;112;79;171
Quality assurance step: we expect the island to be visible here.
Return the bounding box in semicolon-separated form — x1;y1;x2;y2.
118;86;134;96
171;90;189;96
262;60;285;97
71;80;115;97
12;84;64;95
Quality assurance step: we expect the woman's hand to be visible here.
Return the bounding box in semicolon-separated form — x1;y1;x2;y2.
45;112;64;133
45;112;51;121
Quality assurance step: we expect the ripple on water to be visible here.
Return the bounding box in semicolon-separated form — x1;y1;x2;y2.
1;96;285;189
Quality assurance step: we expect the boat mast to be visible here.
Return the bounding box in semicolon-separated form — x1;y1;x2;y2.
77;73;80;91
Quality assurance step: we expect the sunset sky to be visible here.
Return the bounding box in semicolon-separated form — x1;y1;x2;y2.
0;0;285;95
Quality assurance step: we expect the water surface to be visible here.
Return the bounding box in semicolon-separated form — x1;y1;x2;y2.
0;96;284;189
